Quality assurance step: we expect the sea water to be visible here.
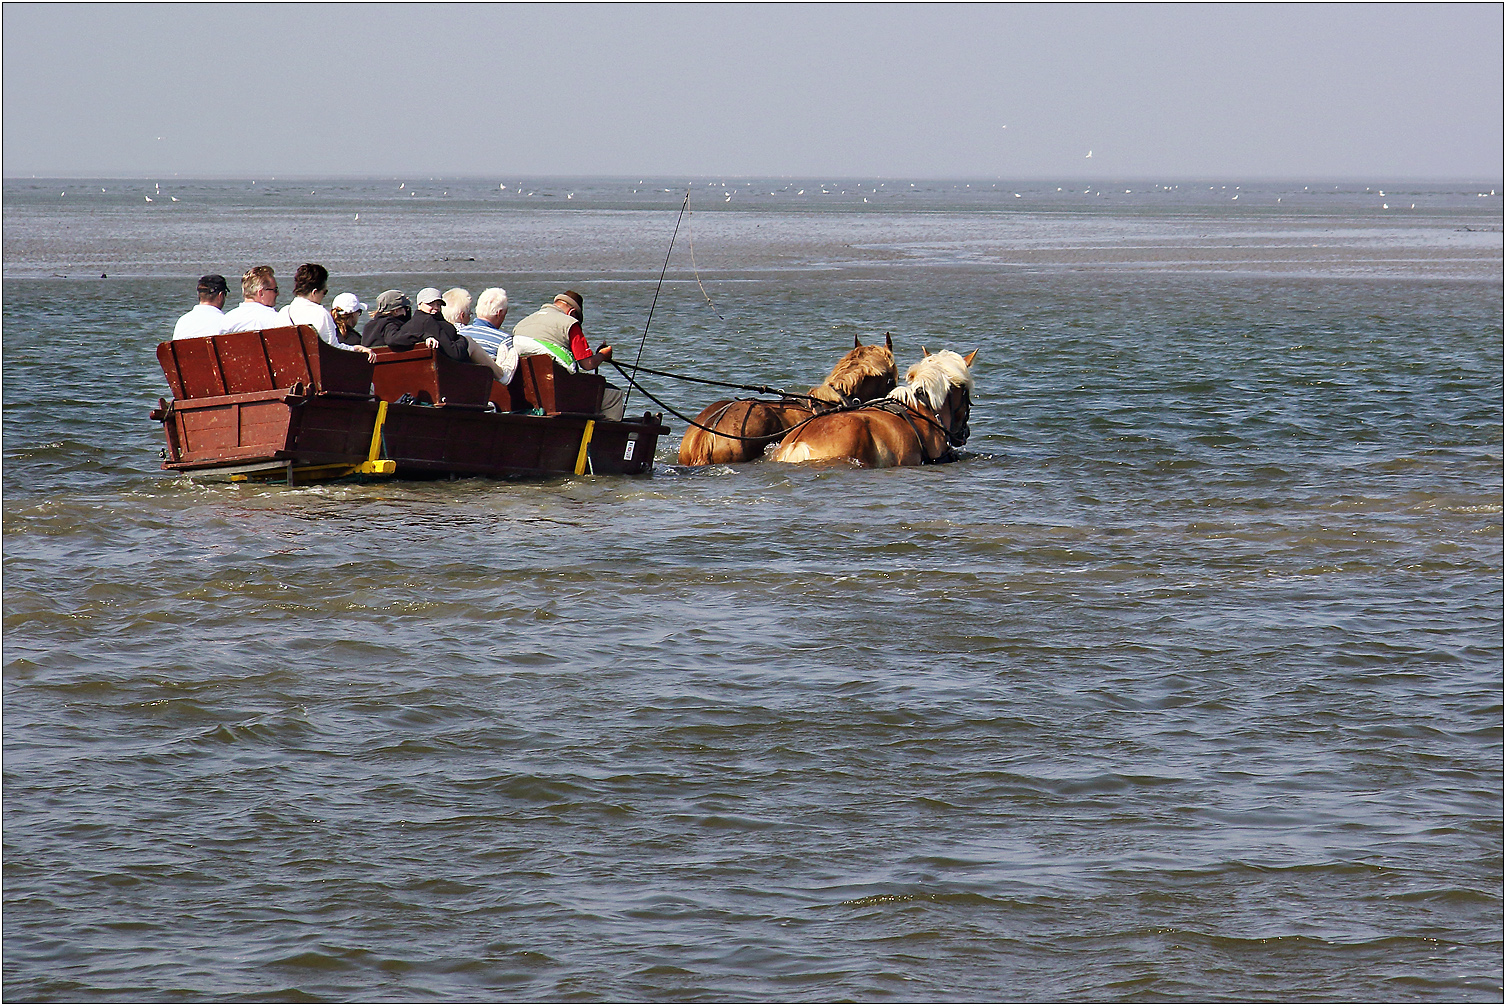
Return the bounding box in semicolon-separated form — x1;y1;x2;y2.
3;177;1502;1001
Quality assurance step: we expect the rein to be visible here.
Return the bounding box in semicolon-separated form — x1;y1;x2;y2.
865;386;971;464
607;361;834;443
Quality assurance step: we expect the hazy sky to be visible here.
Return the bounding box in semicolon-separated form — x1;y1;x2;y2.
3;3;1501;179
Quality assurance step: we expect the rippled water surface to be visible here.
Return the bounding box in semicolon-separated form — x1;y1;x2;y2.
3;178;1502;1001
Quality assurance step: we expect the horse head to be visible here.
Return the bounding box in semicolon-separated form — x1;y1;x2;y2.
899;349;978;448
809;334;899;406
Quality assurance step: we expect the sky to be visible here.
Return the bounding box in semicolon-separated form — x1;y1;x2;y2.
2;3;1501;180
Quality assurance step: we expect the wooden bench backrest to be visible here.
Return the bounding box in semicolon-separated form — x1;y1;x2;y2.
512;354;606;415
370;346;494;407
158;326;371;400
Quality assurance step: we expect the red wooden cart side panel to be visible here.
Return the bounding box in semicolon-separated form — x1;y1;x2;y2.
382;407;589;476
163;338;230;398
156;344;188;400
293;399;381;457
586;420;668;475
261;326;319;390
163;395;379;470
215;330;280;393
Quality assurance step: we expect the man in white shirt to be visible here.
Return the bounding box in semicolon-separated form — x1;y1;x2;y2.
171;274;229;340
220;266;284;332
276;263;377;360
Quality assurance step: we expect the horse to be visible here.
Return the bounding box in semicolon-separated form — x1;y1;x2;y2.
771;349;977;468
677;335;898;465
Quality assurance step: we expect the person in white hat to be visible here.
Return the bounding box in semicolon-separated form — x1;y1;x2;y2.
329;292;367;345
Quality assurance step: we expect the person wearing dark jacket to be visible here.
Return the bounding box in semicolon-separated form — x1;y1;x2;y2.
361;289;411;348
390;287;513;383
389;288;471;359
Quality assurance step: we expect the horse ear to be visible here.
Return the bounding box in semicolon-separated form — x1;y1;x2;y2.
922;346;930;357
964;349;978;367
854;335;862;348
885;333;893;352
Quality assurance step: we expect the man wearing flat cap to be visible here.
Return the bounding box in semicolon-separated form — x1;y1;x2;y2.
512;290;625;420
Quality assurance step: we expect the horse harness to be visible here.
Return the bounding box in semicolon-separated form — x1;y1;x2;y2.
868;386;971;464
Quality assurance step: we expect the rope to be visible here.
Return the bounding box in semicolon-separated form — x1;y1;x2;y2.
606;360;826;443
685;207;725;321
615;360;807;400
626;188;689;410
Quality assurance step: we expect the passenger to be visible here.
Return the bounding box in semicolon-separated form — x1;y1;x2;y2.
172;273;229;340
220;266;283;332
277;263;377;360
391;287;513;384
388;287;469;357
457;287;519;383
511;290;625;420
441;288;473;328
329;292;366;345
361;289;411;347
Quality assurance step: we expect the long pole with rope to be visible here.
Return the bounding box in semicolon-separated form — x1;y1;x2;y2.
623;187;690;410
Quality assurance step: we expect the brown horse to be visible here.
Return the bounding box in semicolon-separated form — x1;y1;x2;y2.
771;349;977;468
677;335;898;465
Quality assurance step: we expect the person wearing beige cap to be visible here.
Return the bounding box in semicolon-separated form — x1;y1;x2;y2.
360;289;411;347
512;289;625;419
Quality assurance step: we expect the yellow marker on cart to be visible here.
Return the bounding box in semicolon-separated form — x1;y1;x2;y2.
573;420;596;475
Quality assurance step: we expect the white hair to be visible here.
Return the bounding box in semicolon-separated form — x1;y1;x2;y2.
888;350;974;411
441;287;473;327
475;287;509;320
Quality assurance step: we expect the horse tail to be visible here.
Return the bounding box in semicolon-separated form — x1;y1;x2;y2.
773;439;816;464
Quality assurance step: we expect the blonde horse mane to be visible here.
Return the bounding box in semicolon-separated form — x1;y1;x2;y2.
807;336;898;405
888;351;975;411
822;342;896;396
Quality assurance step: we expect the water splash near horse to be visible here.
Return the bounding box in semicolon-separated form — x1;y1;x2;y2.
771;349;977;468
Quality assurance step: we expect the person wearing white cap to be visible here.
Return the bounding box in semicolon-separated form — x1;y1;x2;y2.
330;292;366;345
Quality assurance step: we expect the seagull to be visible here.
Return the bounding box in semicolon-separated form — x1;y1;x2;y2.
354;213;359;221
1085;150;1093;158
145;196;153;202
171;196;178;202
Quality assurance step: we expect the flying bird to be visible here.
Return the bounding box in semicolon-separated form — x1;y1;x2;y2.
1085;150;1093;158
